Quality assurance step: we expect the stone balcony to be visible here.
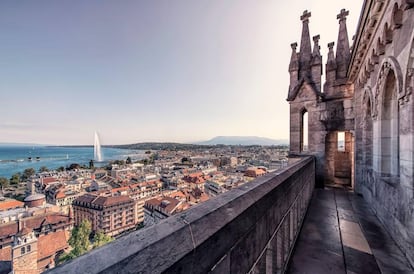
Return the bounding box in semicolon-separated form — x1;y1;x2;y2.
49;156;413;273
50;156;315;273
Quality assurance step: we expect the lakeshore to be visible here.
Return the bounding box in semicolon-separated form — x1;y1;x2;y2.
0;145;145;178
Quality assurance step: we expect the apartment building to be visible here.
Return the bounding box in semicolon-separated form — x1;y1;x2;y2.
72;194;137;237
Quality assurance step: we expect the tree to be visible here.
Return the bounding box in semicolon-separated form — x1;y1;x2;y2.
0;177;9;189
89;159;94;169
22;168;35;180
126;157;132;164
68;163;81;170
68;219;92;257
93;231;113;248
148;153;158;164
56;166;65;172
9;173;21;185
112;160;125;166
58;251;76;264
39;166;49;173
181;157;191;164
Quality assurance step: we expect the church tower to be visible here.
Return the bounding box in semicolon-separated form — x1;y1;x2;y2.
11;224;39;274
287;10;354;187
287;10;326;184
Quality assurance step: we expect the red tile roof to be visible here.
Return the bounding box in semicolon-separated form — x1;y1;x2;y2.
0;223;18;238
0;199;24;211
145;197;182;214
37;230;68;260
111;186;129;193
74;194;134;208
0;246;11;261
42;177;58;184
93;195;133;207
56;191;66;199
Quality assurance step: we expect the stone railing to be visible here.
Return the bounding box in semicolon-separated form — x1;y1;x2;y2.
49;156;315;274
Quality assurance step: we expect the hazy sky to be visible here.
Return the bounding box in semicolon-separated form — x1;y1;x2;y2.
0;0;363;145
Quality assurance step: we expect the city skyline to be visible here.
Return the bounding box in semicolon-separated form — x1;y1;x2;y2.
0;0;362;145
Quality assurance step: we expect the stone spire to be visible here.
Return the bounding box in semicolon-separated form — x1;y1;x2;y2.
324;42;337;92
289;42;299;72
299;10;312;78
335;9;351;79
312;35;322;65
311;35;322;92
289;42;299;93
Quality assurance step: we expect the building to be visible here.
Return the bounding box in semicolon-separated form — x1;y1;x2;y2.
204;181;225;197
0;198;24;212
288;0;414;267
92;169;107;180
49;1;414;273
143;196;188;226
220;156;238;167
72;194;137;237
244;167;267;178
0;198;72;273
182;172;206;191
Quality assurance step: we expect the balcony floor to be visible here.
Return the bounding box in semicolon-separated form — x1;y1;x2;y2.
287;187;413;274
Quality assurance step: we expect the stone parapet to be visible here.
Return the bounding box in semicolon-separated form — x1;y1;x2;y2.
49;157;315;274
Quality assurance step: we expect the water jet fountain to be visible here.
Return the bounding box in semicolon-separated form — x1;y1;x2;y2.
94;131;103;162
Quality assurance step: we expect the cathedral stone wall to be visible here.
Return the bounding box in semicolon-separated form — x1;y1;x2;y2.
288;0;414;267
350;0;414;267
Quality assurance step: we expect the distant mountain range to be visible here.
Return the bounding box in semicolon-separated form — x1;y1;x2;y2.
196;136;288;146
1;136;289;149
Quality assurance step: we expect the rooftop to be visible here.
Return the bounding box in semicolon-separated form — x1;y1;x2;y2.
49;157;414;273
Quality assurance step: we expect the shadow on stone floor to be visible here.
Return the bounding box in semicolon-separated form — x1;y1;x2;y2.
286;187;413;274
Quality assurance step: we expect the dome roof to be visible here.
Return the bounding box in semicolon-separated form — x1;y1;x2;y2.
24;193;45;202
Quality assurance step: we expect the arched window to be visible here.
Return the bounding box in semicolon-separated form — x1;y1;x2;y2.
381;71;399;177
301;110;308;152
363;92;373;168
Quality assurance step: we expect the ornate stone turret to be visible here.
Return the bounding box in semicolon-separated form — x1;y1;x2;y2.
325;42;337;88
311;35;322;92
287;10;324;102
287;9;355;188
335;9;351;80
289;42;299;93
299;10;312;78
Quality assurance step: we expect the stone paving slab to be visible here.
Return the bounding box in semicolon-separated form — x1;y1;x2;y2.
287;187;414;274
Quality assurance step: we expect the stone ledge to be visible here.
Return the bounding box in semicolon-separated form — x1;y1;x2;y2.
48;157;314;274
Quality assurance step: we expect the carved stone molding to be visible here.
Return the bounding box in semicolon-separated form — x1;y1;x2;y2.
374;61;392;119
392;3;403;29
348;1;386;82
401;68;413;105
373;57;404;118
361;87;374;126
405;0;414;10
402;43;414;105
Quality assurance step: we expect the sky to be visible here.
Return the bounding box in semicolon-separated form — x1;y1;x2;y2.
0;0;363;145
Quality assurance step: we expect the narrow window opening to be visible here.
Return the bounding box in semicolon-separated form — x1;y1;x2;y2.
337;131;345;151
302;111;308;152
